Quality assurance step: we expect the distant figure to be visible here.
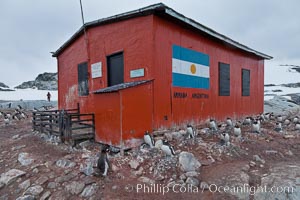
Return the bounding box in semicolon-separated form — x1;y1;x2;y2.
47;92;51;102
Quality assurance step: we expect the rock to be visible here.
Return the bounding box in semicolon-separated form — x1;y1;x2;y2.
133;167;144;176
253;155;265;164
112;185;118;190
138;176;155;185
178;152;201;172
179;174;187;181
185;171;199;177
15;72;57;90
48;190;70;200
65;181;85;195
80;162;94;176
13;145;26;152
284;135;295;139
18;153;34;166
129;160;140;170
19;179;31;190
56;159;76;168
242;164;250;172
171;132;183;140
40;191;51;200
265;150;278;154
24;185;44;196
186;177;200;187
47;182;57;189
32;168;39;174
249;161;256;167
200;159;214;166
16;195;35;200
80;184;98;197
12;134;20;139
35;176;49;185
164;132;173;141
0;182;4;189
0;169;26;185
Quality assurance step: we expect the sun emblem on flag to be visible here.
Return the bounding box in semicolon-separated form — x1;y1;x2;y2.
190;64;196;74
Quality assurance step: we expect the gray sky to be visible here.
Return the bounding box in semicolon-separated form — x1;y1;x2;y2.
1;0;299;87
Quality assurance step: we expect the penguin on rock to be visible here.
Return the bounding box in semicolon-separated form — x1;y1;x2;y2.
186;124;196;139
143;131;155;148
97;145;110;176
161;140;175;157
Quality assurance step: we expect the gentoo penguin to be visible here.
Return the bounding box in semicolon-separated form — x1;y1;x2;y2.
243;117;252;125
143;131;155;148
186;125;195;139
209;119;218;131
293;116;299;124
274;122;282;132
97;145;110;176
4;117;9;125
161;140;175;156
17;105;23;110
226;118;233;127
264;113;271;121
295;123;300;130
220;133;230;145
283;119;291;126
252;120;260;133
277;115;283;122
0;111;3;118
270;113;275;120
233;124;242;137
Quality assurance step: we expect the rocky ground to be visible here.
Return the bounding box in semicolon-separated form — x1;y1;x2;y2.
1;109;300;200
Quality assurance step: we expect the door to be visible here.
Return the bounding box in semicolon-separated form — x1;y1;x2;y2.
107;53;124;87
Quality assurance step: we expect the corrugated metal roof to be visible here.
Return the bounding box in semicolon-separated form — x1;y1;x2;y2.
52;3;272;59
93;80;152;94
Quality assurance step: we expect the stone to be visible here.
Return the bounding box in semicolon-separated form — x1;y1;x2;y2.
18;153;34;166
111;164;119;172
65;181;85;195
185;171;199;177
40;191;51;200
47;182;57;189
112;185;118;190
249;161;256;167
80;162;94;176
171;132;183;140
48;190;70;200
179;174;187;181
253;155;265;164
12;134;20;139
55;159;76;168
0;182;4;189
164;132;173;141
35;176;49;185
19;179;31;190
283;135;295;139
185;177;200;187
178;152;201;172
129;160;140;170
12;145;26;151
80;184;98;198
32;168;39;174
16;195;35;200
24;185;44;196
0;169;26;185
133;167;144;176
138;176;155;185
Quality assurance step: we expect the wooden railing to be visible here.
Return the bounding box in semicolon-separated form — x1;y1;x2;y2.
32;107;95;144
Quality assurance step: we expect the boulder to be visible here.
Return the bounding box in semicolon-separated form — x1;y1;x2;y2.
178;152;201;172
0;169;26;185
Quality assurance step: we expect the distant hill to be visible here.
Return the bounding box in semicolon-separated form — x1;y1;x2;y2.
0;82;14;91
15;72;57;90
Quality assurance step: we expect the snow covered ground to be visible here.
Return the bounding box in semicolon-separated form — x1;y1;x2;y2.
0;88;58;101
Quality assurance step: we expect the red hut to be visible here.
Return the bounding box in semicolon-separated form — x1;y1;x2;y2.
53;3;272;147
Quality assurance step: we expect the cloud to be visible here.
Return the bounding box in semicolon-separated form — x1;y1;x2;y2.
0;0;299;87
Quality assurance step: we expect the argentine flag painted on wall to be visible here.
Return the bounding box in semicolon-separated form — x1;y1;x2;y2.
172;45;210;89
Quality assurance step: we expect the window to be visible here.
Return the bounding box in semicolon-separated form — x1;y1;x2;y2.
219;62;230;96
242;69;250;96
78;62;89;96
107;52;124;87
